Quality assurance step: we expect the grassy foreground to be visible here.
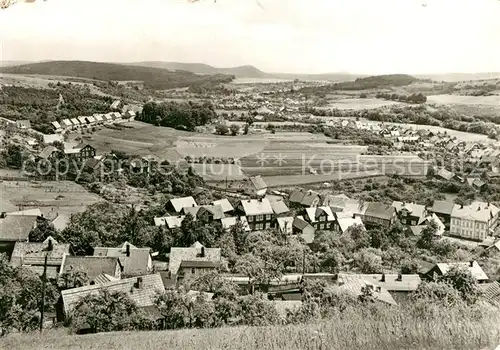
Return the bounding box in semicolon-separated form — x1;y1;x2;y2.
3;304;500;350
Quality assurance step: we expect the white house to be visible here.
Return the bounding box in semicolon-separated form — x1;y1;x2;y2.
450;201;499;241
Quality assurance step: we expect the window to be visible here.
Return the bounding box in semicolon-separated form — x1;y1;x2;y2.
256;223;264;230
256;215;263;221
411;220;416;226
402;211;407;217
191;268;196;274
265;214;272;221
320;216;326;222
248;216;254;222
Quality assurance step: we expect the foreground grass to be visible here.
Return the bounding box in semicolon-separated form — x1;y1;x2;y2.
3;304;500;350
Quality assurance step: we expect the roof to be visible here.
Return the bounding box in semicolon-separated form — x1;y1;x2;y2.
338;273;421;292
292;216;315;243
364;202;395;221
305;206;335;223
169;243;221;275
93;242;151;275
337;215;365;233
94;273;120;285
220;216;251;232
62;119;73;127
0;215;37;242
39;146;58;159
479;281;500;305
337;275;397;305
451;201;499;223
51;121;62;129
392;201;426;219
94;114;104;122
86;116;96;123
301;191;321;206
323;193;350;207
179;260;218;269
249;175;267;190
61;256;121;282
212;199;234;213
432;200;455;215
437;168;454;180
11;237;69;267
8;208;42;217
168;197;197;213
154;215;186;229
78;116;87;124
70;118;80;125
270;200;290;215
429;261;489;281
277;217;294;235
61;273;165;314
51;214;70;231
239;198;273;216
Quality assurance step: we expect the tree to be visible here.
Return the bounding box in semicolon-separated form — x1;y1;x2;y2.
417;219;438;249
237;293;280;326
229;124;240;136
243;123;250;135
437;266;480;304
28;219;57;242
58;268;89;289
347;224;370;249
413;281;462;306
215;124;229;135
354;249;383;273
71;290;151;333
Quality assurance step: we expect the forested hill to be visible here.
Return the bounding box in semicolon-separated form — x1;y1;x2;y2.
0;61;235;90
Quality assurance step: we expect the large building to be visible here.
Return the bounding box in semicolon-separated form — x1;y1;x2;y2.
449;201;499;241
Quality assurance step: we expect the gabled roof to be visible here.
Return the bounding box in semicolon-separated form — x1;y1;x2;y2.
212;199;234;213
61;273;165;314
154;215;186;229
8;208;42;217
93;242;151;275
338;273;421;292
51;214;70;231
392;201;426;219
249;175;267;190
364;202;395;221
480;281;500;305
220;216;251;232
432;200;455;215
70;118;80;125
11;237;69;267
86;116;95;123
168;197;197;213
62;119;73;127
451;201;499;223
239;198;273;216
61;256;121;282
0;215;37;242
429;261;489;281
301;190;321;206
270;200;289;215
77;116;88;124
436;168;454;180
194;205;225;220
51;121;62;129
337;215;365;233
323;193;350;207
94;114;104;122
39;146;59;159
169;244;221;275
277;217;294;235
305;206;335;223
337;274;397;305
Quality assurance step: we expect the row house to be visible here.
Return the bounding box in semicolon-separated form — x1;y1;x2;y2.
449;201;499;241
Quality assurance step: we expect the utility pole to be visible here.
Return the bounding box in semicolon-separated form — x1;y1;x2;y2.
39;253;48;333
302;250;306;275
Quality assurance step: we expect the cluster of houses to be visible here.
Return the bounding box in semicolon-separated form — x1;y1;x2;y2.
1;197;500;329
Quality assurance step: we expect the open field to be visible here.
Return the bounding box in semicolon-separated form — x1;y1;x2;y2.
3;305;500;350
0;180;103;217
428;94;500;105
322;98;402;110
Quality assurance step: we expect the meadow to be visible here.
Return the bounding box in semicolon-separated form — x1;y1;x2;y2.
3;304;499;350
323;98;402;110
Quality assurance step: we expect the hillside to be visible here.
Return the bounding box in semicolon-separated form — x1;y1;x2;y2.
417;72;500;82
3;304;499;350
0;61;235;90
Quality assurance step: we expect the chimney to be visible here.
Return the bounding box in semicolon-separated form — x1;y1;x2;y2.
470;261;474;267
201;246;205;257
136;277;143;289
396;273;402;282
126;244;130;257
461;204;464;209
376;286;381;293
381;273;386;282
192;204;195;207
47;239;53;252
0;212;6;219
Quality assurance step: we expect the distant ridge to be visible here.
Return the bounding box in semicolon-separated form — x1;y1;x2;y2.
416;72;500;82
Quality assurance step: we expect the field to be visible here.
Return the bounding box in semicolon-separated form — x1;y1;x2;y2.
0;180;103;217
322;98;402;110
428;94;500;106
3;304;500;350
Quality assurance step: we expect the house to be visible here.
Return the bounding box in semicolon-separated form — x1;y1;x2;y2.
410;214;445;237
168;242;221;280
77;116;88;126
60;273;165;322
430;200;455;229
61;119;73;128
337;273;421;294
0;213;38;253
181;205;225;222
449;201;499;241
77;143;96;161
237;198;274;231
51;214;70;232
305;206;336;230
291;216;315;244
424;261;489;283
154;215;186;229
289;189;321;208
9;236;70;279
270;199;290;216
336;274;397;305
93;242;153;276
220;216;251;232
469;178;486;190
243;176;267;197
212;199;234;215
51;121;63;133
335;212;365;234
322;193;350;207
445;141;460;153
166;197;197;213
359;202;396;228
70;118;81;127
436;168;454;181
42;134;64;145
16;120;31;129
392;201;426;226
94;114;104;123
110;100;121;111
60;256;122;285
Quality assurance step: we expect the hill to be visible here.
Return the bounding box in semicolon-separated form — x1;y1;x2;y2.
417;72;500;82
128;61;362;82
0;61;235;90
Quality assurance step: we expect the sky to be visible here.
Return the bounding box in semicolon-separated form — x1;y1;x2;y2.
0;0;499;74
